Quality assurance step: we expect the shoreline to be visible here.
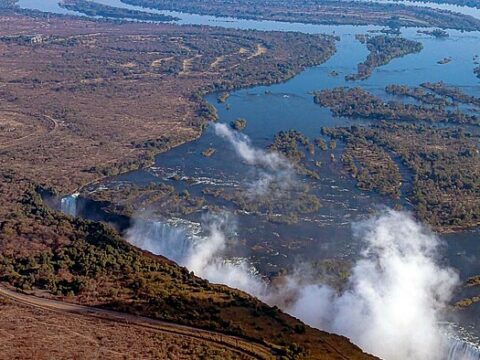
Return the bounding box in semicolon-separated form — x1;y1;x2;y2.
59;38;337;196
10;0;480;32
119;0;480;31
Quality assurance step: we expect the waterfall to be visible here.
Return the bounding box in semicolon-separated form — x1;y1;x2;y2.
446;336;480;360
125;214;266;295
60;193;79;217
125;219;199;264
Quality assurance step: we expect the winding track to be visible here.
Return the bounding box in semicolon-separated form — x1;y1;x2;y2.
0;286;276;360
0;112;59;150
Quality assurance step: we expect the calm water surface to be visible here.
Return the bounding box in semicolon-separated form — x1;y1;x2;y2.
22;0;480;339
108;26;480;280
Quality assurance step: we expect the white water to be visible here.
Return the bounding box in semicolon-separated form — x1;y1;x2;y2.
126;214;267;295
448;337;480;360
121;211;480;360
28;0;480;355
60;193;79;217
125;218;197;262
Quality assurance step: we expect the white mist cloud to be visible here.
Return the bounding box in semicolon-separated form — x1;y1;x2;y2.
185;213;266;296
213;123;296;195
126;209;464;360
125;219;192;264
213;123;284;168
284;210;460;360
126;213;266;296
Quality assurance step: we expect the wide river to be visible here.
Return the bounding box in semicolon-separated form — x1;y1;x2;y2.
20;0;480;351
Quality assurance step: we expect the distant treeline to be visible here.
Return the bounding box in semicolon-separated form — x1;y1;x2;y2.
60;0;178;22
346;35;423;81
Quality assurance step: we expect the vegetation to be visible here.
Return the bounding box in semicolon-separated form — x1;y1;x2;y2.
454;275;480;309
84;182;205;218
322;123;480;231
386;0;480;9
417;29;449;38
202;147;216;157
437;57;452;64
346;35;423;81
0;12;381;360
268;130;320;179
60;0;178;22
368;28;401;36
314;137;328;151
271;259;352;294
0;12;336;197
203;185;321;225
120;0;480;31
421;81;480;106
0;0;15;8
455;296;480;308
0;34;78;46
0;297;252;359
192;129;329;224
217;92;230;103
321;128;402;198
269;130;314;161
475;66;480;79
465;275;480;288
230;118;247;131
314;87;479;125
0;186;374;359
385;84;454;106
387;82;480;108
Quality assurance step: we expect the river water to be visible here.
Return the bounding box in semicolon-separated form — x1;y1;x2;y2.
19;0;480;355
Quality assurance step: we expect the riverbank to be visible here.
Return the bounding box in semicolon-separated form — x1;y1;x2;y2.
0;11;384;360
121;0;480;31
2;2;480;355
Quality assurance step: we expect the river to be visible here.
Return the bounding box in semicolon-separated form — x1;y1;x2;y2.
21;0;480;356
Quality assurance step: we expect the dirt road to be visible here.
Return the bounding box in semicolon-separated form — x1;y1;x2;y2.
0;286;276;360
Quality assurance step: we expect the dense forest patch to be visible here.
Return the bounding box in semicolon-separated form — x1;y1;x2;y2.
322;124;480;231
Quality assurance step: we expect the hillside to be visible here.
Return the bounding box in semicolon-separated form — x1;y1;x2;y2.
0;9;377;360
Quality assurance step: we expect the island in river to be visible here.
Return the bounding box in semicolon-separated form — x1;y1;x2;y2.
0;3;381;359
2;0;480;358
121;0;480;31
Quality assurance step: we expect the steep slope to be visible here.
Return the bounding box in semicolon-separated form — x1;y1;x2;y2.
0;10;378;360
